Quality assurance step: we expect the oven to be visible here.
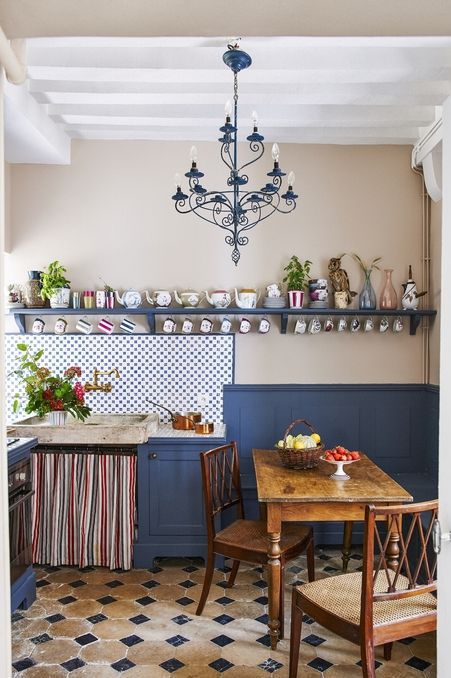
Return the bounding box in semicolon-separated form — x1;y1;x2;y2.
9;455;34;585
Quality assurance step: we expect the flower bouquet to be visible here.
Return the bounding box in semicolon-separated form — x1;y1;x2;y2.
11;343;91;423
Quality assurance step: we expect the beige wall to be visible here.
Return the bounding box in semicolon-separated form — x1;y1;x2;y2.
6;140;432;383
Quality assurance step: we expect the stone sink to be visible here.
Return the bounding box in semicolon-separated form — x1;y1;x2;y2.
10;413;159;445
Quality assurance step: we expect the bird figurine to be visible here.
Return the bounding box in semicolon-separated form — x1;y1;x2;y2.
328;255;356;306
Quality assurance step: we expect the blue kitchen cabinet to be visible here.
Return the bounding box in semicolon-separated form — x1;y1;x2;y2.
134;433;226;568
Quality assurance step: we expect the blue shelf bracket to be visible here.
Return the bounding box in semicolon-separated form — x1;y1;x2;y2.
409;313;422;336
280;313;289;334
146;312;156;334
14;313;26;334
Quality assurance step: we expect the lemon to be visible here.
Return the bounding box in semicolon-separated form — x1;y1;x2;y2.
277;440;284;448
311;433;321;444
294;440;305;450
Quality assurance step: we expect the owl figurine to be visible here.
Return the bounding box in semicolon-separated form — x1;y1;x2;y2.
328;255;356;306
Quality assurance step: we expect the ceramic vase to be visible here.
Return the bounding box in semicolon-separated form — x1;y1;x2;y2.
23;271;45;308
48;411;68;426
358;271;376;310
379;269;398;310
49;287;70;309
288;290;304;308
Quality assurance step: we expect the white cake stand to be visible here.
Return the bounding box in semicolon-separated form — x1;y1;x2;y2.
321;456;359;480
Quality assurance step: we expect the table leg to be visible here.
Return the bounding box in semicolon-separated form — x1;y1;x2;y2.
342;520;353;572
267;530;281;650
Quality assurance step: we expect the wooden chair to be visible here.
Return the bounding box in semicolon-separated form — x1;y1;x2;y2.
196;442;315;638
289;500;437;678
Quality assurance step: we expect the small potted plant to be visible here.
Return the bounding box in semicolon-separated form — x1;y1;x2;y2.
40;260;71;308
283;255;312;308
103;281;115;309
11;343;91;425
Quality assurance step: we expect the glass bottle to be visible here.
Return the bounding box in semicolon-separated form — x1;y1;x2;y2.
358;271;376;310
379;268;398;309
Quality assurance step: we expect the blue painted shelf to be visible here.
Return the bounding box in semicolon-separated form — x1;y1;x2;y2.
8;306;436;336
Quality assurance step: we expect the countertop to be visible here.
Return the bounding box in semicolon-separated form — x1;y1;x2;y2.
150;424;226;439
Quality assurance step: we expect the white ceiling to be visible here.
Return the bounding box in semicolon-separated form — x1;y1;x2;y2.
4;35;451;163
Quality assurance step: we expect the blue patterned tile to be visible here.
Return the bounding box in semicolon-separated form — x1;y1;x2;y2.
209;658;234;673
258;658;283;673
160;658;185;673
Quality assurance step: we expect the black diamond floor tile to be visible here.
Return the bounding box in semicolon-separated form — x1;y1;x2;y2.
216;580;230;589
303;633;327;647
308;657;333;672
105;579;124;588
166;635;189;647
289;565;304;573
216;565;232;573
160;658;185;673
213;614;234;625
45;613;66;624
148;565;163;574
258;658;284;673
215;596;234;605
252;579;267;589
176;596;195;606
129;614;151;625
86;613;108;624
172;614;192;625
35;579;51;588
120;634;144;647
96;595;117;605
211;634;234;647
12;658;36;672
256;635;271;647
61;657;86;672
11;612;24;622
254;595;268;605
318;554;331;560
111;657;136;672
255;613;268;625
142;579;160;589
69;579;87;588
30;633;52;645
58;595;77;605
43;565;61;573
302;614;315;624
75;632;98;646
209;657;234;672
398;637;416;645
78;566;95;573
178;579;197;588
182;565;199;573
356;659;382;670
136;595;156;606
323;566;340;573
405;656;432;671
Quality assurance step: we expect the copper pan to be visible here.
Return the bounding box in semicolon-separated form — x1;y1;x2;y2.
148;400;201;430
195;421;215;434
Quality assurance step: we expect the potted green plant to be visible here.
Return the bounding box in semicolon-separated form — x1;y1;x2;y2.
11;343;91;424
40;260;71;308
283;255;312;308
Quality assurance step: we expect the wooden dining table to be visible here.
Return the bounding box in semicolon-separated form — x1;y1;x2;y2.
252;449;413;649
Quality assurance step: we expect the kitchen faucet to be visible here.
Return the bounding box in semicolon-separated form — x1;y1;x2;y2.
84;368;120;392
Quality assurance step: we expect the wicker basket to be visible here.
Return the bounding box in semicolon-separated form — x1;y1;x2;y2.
277;418;324;470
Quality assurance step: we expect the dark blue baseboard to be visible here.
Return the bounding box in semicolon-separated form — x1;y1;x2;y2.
11;567;36;613
224;384;439;545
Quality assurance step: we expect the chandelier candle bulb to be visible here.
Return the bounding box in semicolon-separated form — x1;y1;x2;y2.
272;143;280;162
288;171;296;188
174;173;182;189
190;145;198;164
224;99;232;117
252;110;258;126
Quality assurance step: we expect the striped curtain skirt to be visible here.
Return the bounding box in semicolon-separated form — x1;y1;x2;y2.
31;450;136;571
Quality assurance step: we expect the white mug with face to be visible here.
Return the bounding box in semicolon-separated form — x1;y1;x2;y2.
324;317;334;332
163;317;176;333
200;318;213;333
258;318;271;334
32;318;45;334
337;317;347;332
220;317;232;334
182;318;194;334
54;318;67;335
239;317;252;334
294;318;307;334
364;317;374;332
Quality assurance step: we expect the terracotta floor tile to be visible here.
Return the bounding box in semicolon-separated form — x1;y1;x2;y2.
175;639;220;664
92;618;137;640
126;665;174;677
67;584;113;600
127;639;177;665
31;638;80;663
70;665;119;677
14;619;50;639
63;598;104;618
49;618;92;638
98;599;141;618
37;583;73;600
79;639;125;664
108;584;148;600
17;664;68;677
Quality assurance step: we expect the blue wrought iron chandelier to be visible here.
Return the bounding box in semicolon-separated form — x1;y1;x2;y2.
171;42;298;265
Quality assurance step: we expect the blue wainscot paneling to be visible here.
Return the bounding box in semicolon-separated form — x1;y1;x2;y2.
223;384;439;545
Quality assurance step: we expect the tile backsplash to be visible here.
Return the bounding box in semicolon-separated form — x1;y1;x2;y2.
5;334;234;425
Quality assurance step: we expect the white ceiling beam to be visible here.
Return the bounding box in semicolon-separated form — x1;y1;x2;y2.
27;66;451;85
4;79;70;163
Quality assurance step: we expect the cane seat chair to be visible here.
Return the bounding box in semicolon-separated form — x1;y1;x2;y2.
289;500;437;678
196;442;315;638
